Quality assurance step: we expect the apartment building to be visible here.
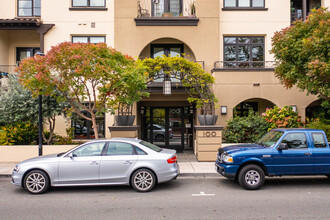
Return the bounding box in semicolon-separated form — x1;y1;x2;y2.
0;0;328;151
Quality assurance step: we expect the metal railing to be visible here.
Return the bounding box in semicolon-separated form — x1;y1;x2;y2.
213;61;276;70
195;61;204;70
137;0;196;18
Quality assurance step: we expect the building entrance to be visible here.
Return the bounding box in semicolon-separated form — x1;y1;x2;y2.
141;106;194;152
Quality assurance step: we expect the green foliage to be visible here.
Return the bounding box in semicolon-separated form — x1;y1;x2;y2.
0;76;39;126
223;110;269;143
16;42;149;139
263;106;303;130
0;76;69;144
306;118;330;140
142;56;217;113
0;122;38;145
271;8;330;109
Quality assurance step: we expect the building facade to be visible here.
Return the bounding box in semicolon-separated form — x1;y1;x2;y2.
0;0;328;151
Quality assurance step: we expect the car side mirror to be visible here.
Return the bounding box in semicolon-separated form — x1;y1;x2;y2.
68;152;75;159
278;143;288;151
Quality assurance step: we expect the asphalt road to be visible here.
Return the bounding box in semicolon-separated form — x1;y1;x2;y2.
1;176;330;220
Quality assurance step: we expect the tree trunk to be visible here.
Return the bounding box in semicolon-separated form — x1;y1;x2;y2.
91;113;99;139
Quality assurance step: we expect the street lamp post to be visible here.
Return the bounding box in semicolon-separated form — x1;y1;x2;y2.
35;51;45;156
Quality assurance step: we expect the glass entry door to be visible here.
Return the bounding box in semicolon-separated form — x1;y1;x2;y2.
141;106;194;152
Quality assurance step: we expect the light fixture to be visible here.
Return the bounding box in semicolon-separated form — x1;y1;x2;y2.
221;106;227;115
140;107;145;115
290;105;297;112
163;78;171;95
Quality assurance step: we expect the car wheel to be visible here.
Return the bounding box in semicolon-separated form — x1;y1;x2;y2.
155;134;165;142
131;169;156;192
238;165;265;190
23;170;50;194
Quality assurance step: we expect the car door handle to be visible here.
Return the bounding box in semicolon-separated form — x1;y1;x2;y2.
124;161;132;165
90;161;99;165
304;152;312;156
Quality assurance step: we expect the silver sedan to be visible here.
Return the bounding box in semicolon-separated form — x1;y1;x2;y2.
11;138;179;194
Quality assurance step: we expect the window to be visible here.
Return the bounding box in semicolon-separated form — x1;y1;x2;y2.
18;0;41;17
224;0;264;8
72;0;105;7
72;36;106;44
106;142;134;156
73;142;105;157
136;147;147;155
224;36;264;68
152;0;182;17
151;44;183;58
234;102;258;117
16;47;40;64
312;133;327;148
72;104;105;139
280;133;308;149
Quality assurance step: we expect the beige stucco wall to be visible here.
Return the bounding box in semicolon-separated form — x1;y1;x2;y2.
219;0;290;62
213;71;319;125
42;0;115;51
114;0;220;73
322;0;330;8
0;145;76;163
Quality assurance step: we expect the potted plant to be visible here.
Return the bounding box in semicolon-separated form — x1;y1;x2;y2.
142;56;218;125
162;12;173;17
190;2;196;17
115;60;149;126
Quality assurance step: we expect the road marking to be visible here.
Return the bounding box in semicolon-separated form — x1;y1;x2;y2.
192;192;215;197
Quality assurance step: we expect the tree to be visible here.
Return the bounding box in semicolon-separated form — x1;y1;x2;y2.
142;56;217;114
0;76;69;144
17;42;148;139
271;8;330;109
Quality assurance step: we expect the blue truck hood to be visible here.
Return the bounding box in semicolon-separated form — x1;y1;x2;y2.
221;143;265;154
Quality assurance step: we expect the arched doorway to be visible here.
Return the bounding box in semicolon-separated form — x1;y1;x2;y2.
306;100;329;120
233;98;276;117
136;40;213;152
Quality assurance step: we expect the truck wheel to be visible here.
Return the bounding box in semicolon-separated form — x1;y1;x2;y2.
238;165;265;190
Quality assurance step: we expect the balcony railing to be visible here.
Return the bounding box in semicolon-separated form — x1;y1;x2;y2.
213;61;276;70
137;0;196;18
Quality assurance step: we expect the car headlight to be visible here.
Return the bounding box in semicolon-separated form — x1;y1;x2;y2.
223;155;233;163
13;165;21;172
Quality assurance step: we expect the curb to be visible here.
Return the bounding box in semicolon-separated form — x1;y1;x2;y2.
0;173;221;178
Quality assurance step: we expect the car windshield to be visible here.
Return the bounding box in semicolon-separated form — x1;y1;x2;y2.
256;130;284;148
139;141;163;152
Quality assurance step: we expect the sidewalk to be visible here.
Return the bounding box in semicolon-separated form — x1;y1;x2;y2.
0;151;218;177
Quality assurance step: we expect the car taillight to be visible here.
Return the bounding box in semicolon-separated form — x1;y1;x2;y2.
167;155;177;164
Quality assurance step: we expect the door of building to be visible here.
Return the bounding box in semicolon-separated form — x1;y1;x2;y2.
141;106;194;152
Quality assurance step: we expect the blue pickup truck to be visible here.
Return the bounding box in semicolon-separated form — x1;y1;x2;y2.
215;128;329;190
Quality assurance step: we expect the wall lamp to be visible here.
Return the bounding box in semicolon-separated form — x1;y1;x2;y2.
221;106;227;115
290;105;297;112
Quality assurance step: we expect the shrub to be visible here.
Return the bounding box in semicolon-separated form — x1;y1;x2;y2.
223;110;269;143
0;122;38;145
306;118;330;140
263;106;303;131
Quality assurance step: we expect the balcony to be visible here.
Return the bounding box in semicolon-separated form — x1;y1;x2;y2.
212;61;276;72
135;0;199;26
